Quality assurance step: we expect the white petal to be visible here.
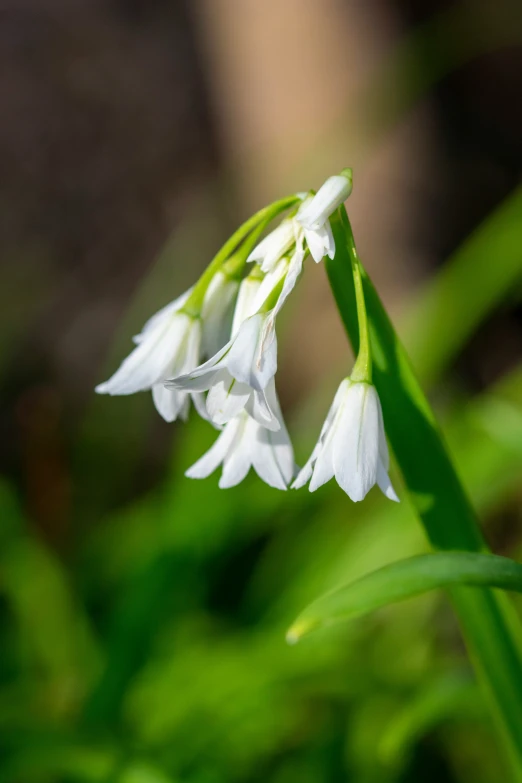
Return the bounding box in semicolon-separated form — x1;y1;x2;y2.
253;319;278;391
244;388;280;432
303;227;327;263
271;245;304;317
201;273;238;357
226;315;263;387
219;419;252;488
375;391;390;471
323;219;336;259
296;173;352;231
205;370;251;425
95;315;191;396
152;383;186;422
132;287;193;344
186;418;241;480
333;383;380;501
252;427;288;490
264;379;295;482
377;460;400;502
177;319;203;374
251;258;288;314
166;342;230;391
292;457;315;490
291;378;349;490
247;220;295;272
309;424;336;492
231;276;262;336
191;391;215;424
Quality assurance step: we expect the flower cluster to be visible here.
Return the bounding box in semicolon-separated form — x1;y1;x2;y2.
96;169;398;503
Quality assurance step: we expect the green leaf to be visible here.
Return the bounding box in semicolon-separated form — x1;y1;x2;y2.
287;553;522;642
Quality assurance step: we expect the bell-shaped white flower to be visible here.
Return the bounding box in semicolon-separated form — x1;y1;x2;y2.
201;270;239;357
167;270;283;430
95;296;205;422
186;380;295;490
292;379;398;502
296;169;353;263
95;281;212;423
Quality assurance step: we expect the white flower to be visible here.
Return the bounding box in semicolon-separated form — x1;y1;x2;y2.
167;310;279;430
167;269;285;430
230;270;264;335
95;289;206;423
296;170;353;262
201;270;239;357
292;379;399;502
185;380;296;489
246;219;296;273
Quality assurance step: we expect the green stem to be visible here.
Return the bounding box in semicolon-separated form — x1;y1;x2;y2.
183;195;301;316
349;239;372;383
327;205;522;780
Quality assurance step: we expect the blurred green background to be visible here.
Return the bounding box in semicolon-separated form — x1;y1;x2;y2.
1;1;522;781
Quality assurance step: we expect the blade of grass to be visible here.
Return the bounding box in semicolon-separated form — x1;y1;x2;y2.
287;552;522;641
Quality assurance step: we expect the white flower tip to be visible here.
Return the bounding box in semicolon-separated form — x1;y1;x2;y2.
95;382;109;394
286;618;317;644
297;169;354;231
386;486;400;503
285;629;300;646
339;167;353;194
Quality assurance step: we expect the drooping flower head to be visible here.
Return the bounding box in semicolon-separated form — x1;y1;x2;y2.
293;379;398;502
95;270;239;423
296;168;353;262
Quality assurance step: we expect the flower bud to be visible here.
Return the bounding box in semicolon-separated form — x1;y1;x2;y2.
296;168;353;232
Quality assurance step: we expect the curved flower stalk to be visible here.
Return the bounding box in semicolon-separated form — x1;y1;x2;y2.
186;380;295;490
293;379;399;502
